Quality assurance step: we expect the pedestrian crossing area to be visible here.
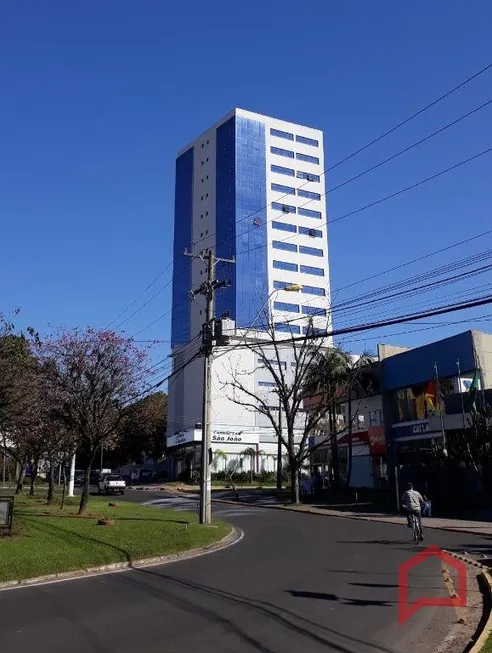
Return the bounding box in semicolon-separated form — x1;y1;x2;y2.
143;496;267;518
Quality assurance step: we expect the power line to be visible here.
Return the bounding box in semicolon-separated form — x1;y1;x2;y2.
106;261;173;329
328;98;492;194
107;61;492;330
238;145;492;260
128;144;492;340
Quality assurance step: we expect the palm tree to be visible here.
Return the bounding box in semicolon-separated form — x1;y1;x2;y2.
304;347;352;490
212;449;227;474
242;447;257;483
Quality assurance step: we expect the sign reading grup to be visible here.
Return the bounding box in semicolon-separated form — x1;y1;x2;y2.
0;497;14;535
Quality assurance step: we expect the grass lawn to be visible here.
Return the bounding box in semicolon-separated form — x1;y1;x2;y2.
0;493;230;583
481;631;492;652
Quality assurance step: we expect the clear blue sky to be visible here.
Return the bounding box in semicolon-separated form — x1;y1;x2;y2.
1;0;492;365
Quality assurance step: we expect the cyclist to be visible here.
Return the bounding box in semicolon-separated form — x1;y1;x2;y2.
401;483;425;541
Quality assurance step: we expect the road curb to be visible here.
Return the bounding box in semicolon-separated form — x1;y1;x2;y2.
0;525;242;592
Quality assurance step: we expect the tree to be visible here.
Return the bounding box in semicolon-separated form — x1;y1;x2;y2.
222;321;349;503
242;447;257;483
212;449;227;473
309;352;372;489
117;392;167;466
36;328;150;514
447;402;492;491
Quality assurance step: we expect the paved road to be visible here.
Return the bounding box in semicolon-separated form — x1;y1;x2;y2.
1;490;489;653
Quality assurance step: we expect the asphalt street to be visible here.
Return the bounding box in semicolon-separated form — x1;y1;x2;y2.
1;490;490;653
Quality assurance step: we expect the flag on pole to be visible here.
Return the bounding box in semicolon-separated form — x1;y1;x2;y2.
468;371;480;413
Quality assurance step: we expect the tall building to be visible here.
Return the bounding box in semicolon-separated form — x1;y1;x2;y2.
171;108;331;348
167;108;332;475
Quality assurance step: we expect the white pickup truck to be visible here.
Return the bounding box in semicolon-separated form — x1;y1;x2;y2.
98;474;126;496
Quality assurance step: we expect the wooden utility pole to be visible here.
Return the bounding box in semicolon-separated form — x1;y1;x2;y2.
185;248;234;524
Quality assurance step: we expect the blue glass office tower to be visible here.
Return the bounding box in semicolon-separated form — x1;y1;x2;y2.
171;108;331;349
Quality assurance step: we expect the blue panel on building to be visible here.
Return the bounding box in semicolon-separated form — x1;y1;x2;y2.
215;117;236;319
215;114;268;327
171;148;193;347
234;115;268;327
381;331;475;391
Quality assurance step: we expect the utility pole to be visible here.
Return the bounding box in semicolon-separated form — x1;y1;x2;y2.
185;248;235;524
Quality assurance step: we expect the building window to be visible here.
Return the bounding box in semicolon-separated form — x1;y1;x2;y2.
273;280;295;290
258;381;276;388
271;183;296;195
271;165;295;177
298;189;321;200
275;323;301;334
201;178;204;183
200;214;203;219
370;410;382;427
206;193;209;198
273;260;298;272
274;301;300;313
299;226;322;238
302;326;326;335
296;153;320;165
258;358;287;370
206;175;209;179
298;208;322;219
302;305;327;316
272;201;296;213
297;171;320;182
205;229;209;234
296;135;319;147
271;146;295;159
300;265;324;276
206;211;209;216
299;245;323;257
273;240;297;252
301;285;326;296
271;128;294;141
272;221;297;233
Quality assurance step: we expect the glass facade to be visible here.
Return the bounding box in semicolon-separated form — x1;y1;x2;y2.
171;148;193;346
235;116;268;326
215;117;236;319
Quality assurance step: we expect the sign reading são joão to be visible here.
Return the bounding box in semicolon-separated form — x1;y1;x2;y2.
167;428;259;448
398;546;467;625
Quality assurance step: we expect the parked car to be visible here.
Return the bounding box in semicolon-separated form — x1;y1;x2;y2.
74;470;85;486
98;474;126;496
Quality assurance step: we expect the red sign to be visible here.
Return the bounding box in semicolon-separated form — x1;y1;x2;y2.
398;546;467;624
337;430;369;446
368;427;386;455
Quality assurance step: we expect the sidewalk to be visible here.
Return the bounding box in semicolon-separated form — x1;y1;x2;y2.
275;502;492;536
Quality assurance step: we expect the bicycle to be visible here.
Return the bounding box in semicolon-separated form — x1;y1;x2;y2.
410;511;422;544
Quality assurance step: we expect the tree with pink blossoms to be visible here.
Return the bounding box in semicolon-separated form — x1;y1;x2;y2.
36;327;151;514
